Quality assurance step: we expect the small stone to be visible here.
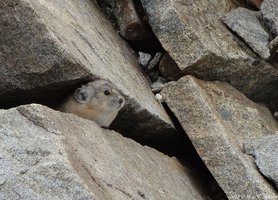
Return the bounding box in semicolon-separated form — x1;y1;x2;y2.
151;82;164;93
138;52;152;68
223;7;270;60
155;93;164;103
151;77;167;93
146;52;163;71
261;0;278;36
274;111;278;119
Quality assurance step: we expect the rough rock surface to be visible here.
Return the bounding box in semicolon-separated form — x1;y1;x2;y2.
0;104;207;200
0;106;94;200
245;134;278;190
161;76;278;200
274;111;278;119
145;52;163;71
261;0;278;37
0;0;176;142
141;0;278;110
138;52;152;68
223;7;270;60
270;36;278;53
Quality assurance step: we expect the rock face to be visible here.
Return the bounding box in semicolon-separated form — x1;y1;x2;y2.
161;76;278;199
223;7;270;60
245;134;278;190
261;0;278;37
0;0;177;142
2;0;278;199
141;0;278;110
0;106;94;200
0;104;207;200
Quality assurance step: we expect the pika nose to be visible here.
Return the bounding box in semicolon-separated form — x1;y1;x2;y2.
119;98;124;104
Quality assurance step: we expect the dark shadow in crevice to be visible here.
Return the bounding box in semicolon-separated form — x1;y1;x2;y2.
162;102;228;200
0;79;91;110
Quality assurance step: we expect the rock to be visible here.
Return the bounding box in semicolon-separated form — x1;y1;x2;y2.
159;53;184;81
114;0;153;41
151;76;167;93
161;76;278;199
138;52;152;68
247;0;263;9
0;106;94;200
140;52;163;83
141;0;278;110
245;134;278;190
0;104;208;200
274;111;278;119
0;0;177;143
146;52;163;71
155;93;163;103
223;7;270;60
261;0;278;36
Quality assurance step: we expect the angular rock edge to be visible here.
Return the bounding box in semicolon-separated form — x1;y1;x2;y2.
0;104;208;200
0;0;177;143
141;0;278;111
245;134;278;190
161;76;278;200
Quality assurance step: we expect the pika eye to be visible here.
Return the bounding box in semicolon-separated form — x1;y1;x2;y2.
104;90;110;95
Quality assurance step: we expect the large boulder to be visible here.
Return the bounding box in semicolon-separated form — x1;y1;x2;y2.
261;0;278;37
141;0;278;110
223;7;270;60
0;0;177;142
161;76;278;199
0;104;207;200
245;134;278;190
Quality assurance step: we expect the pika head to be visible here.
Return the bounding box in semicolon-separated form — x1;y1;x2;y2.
60;79;125;127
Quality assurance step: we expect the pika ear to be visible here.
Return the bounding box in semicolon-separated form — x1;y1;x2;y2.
74;86;90;103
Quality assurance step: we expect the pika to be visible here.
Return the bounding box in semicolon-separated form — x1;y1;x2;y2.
60;79;125;127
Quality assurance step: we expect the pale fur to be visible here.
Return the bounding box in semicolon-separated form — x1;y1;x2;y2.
60;80;125;127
